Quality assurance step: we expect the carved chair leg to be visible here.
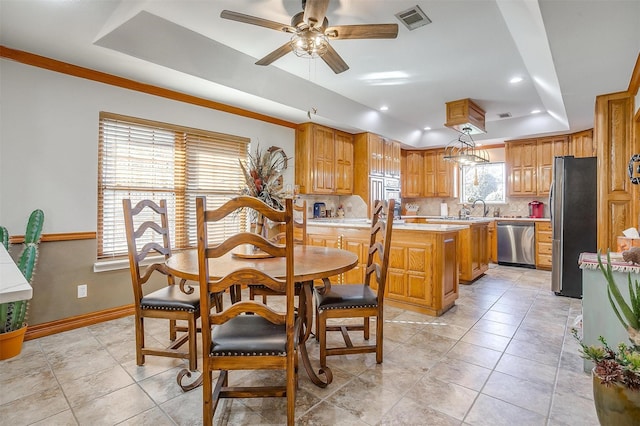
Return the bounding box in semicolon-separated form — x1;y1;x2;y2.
188;315;198;371
136;315;145;366
318;310;327;368
364;316;370;340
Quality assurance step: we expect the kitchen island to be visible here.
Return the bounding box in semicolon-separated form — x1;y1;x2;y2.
403;216;492;282
307;219;467;316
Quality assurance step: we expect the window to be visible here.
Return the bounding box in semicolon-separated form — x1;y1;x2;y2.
98;112;249;259
460;162;505;204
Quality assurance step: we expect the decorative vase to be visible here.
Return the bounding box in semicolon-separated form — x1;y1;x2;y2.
592;368;640;426
0;325;27;360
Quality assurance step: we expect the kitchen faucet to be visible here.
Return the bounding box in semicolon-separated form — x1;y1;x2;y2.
471;198;489;217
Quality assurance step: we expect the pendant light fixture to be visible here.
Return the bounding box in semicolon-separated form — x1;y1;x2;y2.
443;126;490;165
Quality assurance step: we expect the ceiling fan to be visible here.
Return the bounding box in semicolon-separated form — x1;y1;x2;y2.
220;0;398;74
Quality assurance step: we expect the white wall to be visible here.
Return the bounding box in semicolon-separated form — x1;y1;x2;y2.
0;59;295;234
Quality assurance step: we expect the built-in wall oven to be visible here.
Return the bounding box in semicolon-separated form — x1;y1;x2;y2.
384;178;401;218
384;178;400;202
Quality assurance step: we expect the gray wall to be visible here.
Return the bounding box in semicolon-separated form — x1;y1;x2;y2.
0;59;295;326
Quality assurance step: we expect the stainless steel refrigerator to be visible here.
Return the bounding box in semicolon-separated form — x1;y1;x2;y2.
550;156;597;298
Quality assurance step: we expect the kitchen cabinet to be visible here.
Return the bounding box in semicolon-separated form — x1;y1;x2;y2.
435;149;456;197
354;132;400;217
401;148;456;198
537;136;569;196
535;221;552;270
295;123;354;195
335;131;354;194
384;139;401;178
570;129;595;158
595;91;638;252
487;219;497;263
505;139;538;196
404;218;489;282
401;150;423;198
307;222;459;316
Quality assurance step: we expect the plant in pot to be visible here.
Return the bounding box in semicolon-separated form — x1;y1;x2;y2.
573;251;640;425
0;209;44;360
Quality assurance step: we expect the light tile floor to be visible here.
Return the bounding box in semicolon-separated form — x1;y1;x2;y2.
0;265;599;425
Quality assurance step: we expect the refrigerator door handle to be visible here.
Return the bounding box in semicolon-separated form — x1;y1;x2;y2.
548;181;553;225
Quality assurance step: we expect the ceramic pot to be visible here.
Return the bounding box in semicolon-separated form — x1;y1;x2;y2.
592;368;640;426
0;325;27;360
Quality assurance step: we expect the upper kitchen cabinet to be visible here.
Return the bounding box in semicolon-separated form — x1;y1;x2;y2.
401;150;423;198
537;135;569;196
505;139;538;196
335;131;354;194
354;132;399;177
401;149;457;198
295;123;354;195
570;129;595;158
384;139;401;177
435;149;457;198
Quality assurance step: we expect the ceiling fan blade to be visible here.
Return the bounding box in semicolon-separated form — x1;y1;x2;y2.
255;42;294;66
303;0;330;28
326;24;399;40
221;10;293;32
321;44;349;74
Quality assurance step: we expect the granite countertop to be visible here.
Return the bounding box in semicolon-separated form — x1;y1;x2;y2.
308;218;469;232
405;215;550;223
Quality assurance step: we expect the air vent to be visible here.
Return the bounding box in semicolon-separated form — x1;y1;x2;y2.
498;112;512;119
395;5;431;31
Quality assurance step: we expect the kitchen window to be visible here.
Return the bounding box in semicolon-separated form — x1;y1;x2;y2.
97;112;249;259
460;162;506;204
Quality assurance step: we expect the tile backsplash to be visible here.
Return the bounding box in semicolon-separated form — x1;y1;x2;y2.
298;194;548;219
404;196;549;218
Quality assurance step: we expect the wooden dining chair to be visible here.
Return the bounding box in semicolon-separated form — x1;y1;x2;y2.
196;195;299;426
250;200;306;302
123;199;203;373
314;199;395;367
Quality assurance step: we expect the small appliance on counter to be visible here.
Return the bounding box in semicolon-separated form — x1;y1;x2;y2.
528;201;544;218
313;202;326;218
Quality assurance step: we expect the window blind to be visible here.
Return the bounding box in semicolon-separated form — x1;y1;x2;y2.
98;112;249;259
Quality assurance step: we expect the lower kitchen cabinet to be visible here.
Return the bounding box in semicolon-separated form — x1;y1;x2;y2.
307;224;459;316
535;221;552;270
404;218;490;282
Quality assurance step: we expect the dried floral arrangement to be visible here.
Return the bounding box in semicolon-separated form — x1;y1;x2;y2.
239;145;289;211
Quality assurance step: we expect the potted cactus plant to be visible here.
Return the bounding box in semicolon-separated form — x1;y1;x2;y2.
0;209;44;360
573;251;640;425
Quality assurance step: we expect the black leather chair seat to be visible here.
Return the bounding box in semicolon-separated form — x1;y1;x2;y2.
210;315;290;356
315;284;378;310
141;285;200;312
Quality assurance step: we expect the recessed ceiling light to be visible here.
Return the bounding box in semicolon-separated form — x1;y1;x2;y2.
423;126;431;131
380;106;389;111
531;109;541;114
510;76;523;84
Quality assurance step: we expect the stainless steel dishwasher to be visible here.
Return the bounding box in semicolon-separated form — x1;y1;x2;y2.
497;221;535;268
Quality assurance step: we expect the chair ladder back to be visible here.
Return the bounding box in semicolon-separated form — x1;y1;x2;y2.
364;200;395;297
123;199;175;294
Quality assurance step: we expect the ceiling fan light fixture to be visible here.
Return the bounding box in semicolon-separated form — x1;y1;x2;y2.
290;29;329;58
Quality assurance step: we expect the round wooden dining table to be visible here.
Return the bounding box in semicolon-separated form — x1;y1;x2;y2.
165;245;358;387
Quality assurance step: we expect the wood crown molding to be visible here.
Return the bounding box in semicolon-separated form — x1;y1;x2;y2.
0;45;297;130
25;304;134;341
